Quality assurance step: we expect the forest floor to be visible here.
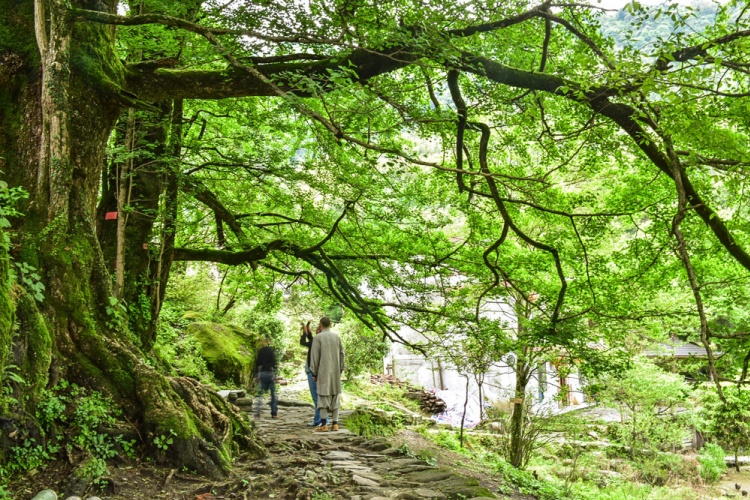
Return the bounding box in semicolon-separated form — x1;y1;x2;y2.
12;383;522;500
15;378;744;500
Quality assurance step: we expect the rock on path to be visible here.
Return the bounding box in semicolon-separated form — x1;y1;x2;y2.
212;398;499;499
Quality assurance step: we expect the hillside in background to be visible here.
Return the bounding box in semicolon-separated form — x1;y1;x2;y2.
600;0;735;49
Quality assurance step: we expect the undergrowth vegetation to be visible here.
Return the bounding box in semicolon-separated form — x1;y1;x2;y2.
0;380;137;494
344;408;404;438
344;374;730;500
343;378;420;413
153;302;214;383
415;424;711;500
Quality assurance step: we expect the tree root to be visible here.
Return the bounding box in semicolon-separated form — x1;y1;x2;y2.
136;366;265;477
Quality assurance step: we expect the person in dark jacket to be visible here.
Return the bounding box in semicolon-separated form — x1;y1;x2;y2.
254;339;278;418
300;321;322;426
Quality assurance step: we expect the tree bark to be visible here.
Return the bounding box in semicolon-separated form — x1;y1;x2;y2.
509;360;530;468
1;0;262;476
96;102;172;349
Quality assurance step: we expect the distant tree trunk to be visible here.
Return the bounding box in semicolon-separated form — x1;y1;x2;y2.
96;103;172;349
736;447;740;473
0;0;262;476
478;378;484;422
114;108;135;299
459;375;470;447
437;358;446;390
508;295;535;469
509;359;531;468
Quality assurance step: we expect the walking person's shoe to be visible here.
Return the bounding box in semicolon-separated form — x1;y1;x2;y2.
314;424;329;432
306;421;320;427
331;423;339;431
271;415;279;419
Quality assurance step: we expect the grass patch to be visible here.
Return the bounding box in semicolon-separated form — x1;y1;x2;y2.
345;408;403;438
343;377;421;412
417;426;706;500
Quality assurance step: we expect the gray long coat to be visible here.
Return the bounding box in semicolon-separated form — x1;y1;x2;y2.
309;329;345;396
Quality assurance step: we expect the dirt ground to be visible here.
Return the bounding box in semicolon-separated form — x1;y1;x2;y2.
713;465;750;498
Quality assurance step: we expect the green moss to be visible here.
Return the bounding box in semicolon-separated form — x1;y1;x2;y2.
0;242;14;405
345;407;403;438
69;16;126;102
16;291;52;402
187;322;258;387
0;0;39;61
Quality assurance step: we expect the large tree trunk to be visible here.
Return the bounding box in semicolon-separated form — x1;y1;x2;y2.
0;0;262;477
96;103;172;349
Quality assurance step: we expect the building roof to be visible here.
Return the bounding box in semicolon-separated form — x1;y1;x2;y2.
643;340;723;359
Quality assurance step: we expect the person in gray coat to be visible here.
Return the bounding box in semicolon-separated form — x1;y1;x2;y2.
309;316;345;432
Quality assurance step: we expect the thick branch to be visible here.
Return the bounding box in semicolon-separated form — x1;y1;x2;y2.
185;182;248;245
125;47;416;101
173;243;285;265
655;29;750;70
459;52;750;273
445;2;550;37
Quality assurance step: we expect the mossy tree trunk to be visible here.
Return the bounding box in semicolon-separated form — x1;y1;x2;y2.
0;0;262;477
508;298;536;469
0;233;15;411
95;0;200;351
95;103;173;350
508;354;531;468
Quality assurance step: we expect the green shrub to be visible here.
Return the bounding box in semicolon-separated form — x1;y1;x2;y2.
573;481;698;500
430;429;462;451
3;381;137;484
495;458;565;500
345;408;402;438
698;387;750;471
697;442;727;483
632;452;699;486
153;303;213;382
598;360;692;457
339;318;389;378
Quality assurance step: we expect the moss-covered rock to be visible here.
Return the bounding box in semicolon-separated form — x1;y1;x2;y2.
400;470;496;499
186;322;258;387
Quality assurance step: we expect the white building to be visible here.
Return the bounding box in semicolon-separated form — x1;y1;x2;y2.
382;299;587;423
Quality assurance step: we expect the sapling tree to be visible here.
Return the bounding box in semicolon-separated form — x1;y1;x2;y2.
699;387;750;473
599;359;692;457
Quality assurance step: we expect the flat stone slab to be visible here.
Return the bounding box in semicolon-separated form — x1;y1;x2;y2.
324;451;356;460
333;465;372;472
346;471;383;481
352;474;380;487
392;458;429;466
400;465;437;473
329;460;364;466
401;470;453;482
414;489;447;499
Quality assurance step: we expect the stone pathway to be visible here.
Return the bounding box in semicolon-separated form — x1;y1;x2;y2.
217;397;500;500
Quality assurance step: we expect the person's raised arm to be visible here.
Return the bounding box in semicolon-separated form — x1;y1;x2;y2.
300;321;312;347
